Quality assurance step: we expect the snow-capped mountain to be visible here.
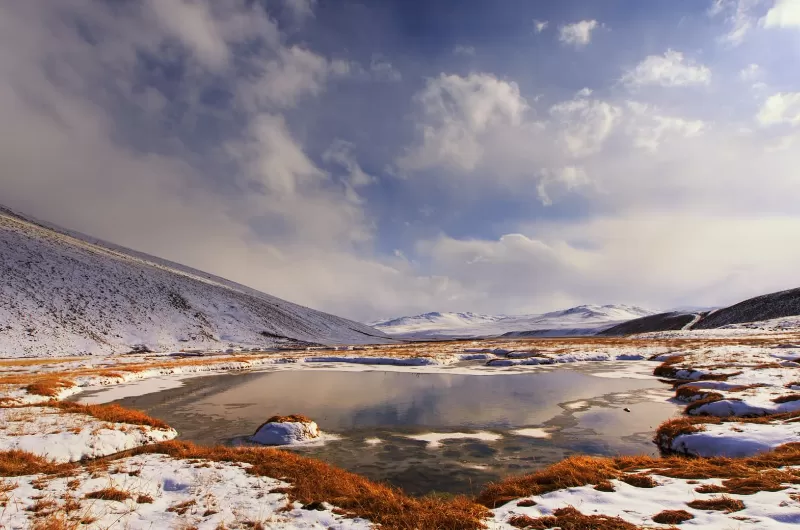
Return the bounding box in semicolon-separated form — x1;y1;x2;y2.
370;305;655;339
0;206;393;357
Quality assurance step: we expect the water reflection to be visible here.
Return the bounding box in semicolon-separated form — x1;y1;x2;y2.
110;366;681;495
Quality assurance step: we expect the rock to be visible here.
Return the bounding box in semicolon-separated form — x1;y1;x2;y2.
251;415;320;445
623;407;631;412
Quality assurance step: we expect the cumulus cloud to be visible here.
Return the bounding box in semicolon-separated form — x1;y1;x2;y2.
757;92;800;126
559;20;599;47
549;98;621;157
709;0;764;45
763;0;800;28
625;102;706;152
453;45;476;56
740;63;761;80
396;73;528;172
534;20;549;33
621;50;712;88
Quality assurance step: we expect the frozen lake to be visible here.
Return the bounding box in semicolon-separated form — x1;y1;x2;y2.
108;364;681;495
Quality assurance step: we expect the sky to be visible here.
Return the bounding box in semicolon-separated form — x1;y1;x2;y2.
1;0;800;322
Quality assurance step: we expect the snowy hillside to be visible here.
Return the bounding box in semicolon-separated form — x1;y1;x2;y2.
693;287;800;329
0;207;393;357
371;305;655;339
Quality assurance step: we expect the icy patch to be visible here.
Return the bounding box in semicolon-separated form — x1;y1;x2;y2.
364;437;383;445
510;428;552;439
304;356;440;366
670;422;800;457
405;431;502;449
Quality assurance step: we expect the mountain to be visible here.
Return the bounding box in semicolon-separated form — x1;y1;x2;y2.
0;206;393;357
602;287;800;335
370;305;655;339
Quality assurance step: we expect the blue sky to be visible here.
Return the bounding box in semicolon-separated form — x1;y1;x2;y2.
2;0;800;321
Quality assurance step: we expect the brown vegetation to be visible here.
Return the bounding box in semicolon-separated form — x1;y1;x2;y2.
654;417;718;449
686;496;745;512
772;394;800;403
49;401;171;430
507;506;641;530
620;473;658;488
84;487;132;502
127;440;489;530
652;510;694;524
0;450;75;476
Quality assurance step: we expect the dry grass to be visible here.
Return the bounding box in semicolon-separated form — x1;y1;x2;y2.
84;487;132;502
653;355;687;378
684;393;726;414
128;440;489;530
25;378;75;397
652;510;694;524
772;394;800;403
264;414;312;424
136;494;154;504
507;506;642;530
30;513;80;530
686;496;745;512
0;450;75;476
654;417;719;449
478;443;800;508
619;473;658;488
48;401;171;430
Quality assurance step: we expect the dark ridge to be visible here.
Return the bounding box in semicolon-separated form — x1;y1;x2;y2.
694;287;800;329
599;312;702;336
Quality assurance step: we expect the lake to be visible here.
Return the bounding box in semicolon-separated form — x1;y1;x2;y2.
104;364;680;495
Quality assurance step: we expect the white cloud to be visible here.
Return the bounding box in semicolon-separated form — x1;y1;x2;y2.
549;98;621;157
282;0;317;21
537;167;590;206
626;102;706;152
534;20;549;33
740;63;761;80
763;0;800;28
559;20;599;47
709;0;764;45
621;50;712;88
576;88;593;98
396;73;528;172
757;92;800;126
323;140;376;203
453;45;476;56
145;0;229;70
370;55;402;82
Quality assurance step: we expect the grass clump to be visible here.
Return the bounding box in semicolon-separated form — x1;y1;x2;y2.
619;473;658;488
49;401;170;430
265;414;313;424
0;450;75;476
25;378;75;397
686;496;745;513
508;506;641;530
652;509;694;524
84;487;132;502
772;394;800;404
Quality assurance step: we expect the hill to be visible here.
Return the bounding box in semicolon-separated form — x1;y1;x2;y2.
0;207;393;357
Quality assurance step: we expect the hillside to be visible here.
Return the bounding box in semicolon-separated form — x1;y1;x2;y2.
371;304;654;339
693;287;800;329
599;311;702;336
0;207;393;357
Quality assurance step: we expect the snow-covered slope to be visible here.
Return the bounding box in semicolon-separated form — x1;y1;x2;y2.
371;305;655;339
0;207;393;357
693;287;800;330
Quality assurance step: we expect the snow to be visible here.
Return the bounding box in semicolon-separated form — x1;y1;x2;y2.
0;454;372;530
0;208;393;358
251;421;321;446
404;431;503;448
510;428;552;439
670;422;800;457
0;407;177;463
370;305;654;339
488;470;800;529
304;356;439;366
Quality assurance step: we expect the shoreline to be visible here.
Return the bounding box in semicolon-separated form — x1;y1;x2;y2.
1;333;800;528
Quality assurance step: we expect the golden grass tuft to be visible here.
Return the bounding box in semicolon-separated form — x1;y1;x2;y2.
25;378;75;397
507;506;642;530
620;473;659;488
84;487;132;502
0;450;75;476
652;509;694;524
772;394;800;404
686;496;745;512
129;440;489;530
655;416;718;448
49;401;171;430
265;414;313;424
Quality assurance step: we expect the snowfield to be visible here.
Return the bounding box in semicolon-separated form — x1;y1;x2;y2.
0;207;393;357
370;305;655;339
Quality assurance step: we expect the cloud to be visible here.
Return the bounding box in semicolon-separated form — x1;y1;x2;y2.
763;0;800;28
757;92;800;126
536;167;590;206
453;45;476;56
621;50;712;88
740;63;761;80
534;20;549;33
558;20;599;47
549;98;621;157
369;55;402;82
625;102;706;152
396;73;528;172
282;0;317;21
709;0;764;45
